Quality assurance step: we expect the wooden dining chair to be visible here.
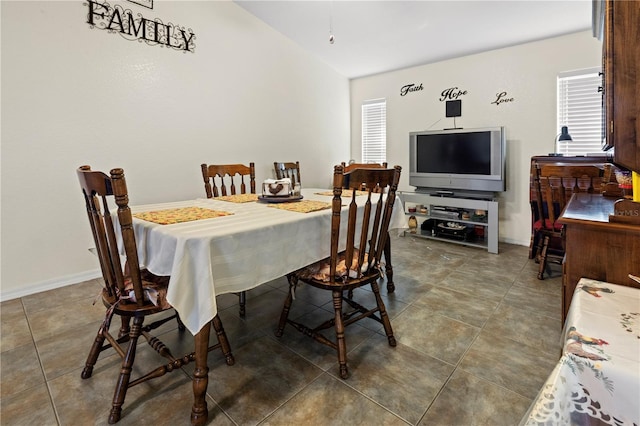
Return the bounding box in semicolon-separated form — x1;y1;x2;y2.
533;164;602;280
201;162;256;198
274;161;301;186
77;165;234;424
275;164;402;379
341;161;388;172
341;161;395;291
201;162;255;316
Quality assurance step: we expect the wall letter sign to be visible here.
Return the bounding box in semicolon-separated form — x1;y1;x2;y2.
439;87;467;101
400;83;423;96
85;0;196;52
126;0;153;9
491;91;514;106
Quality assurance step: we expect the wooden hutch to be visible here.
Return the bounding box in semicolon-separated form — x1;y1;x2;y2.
551;0;640;323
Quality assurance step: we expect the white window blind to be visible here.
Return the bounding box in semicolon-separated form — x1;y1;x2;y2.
362;99;386;164
556;68;604;155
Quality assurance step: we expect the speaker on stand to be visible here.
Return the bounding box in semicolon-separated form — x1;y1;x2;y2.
445;100;462;129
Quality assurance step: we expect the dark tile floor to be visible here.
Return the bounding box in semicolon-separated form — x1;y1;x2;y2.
0;234;563;425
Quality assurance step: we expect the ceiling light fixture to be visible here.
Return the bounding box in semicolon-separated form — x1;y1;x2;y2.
328;1;335;44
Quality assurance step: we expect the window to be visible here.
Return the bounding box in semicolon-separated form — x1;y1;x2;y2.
362;99;386;164
556;67;604;155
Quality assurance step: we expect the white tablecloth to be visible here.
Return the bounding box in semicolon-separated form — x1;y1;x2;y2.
521;278;640;426
126;189;406;334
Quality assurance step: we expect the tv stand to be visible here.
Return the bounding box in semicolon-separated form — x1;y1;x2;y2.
399;191;499;254
417;188;496;201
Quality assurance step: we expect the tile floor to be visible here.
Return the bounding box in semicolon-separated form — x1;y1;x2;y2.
0;234;564;425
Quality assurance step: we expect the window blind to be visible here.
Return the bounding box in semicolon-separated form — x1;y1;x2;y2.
362;99;387;164
556;68;604;155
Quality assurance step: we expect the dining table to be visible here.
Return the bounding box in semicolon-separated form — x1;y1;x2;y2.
520;277;640;426
123;187;407;425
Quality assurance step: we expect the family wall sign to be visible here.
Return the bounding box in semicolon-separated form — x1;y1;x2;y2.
85;0;196;52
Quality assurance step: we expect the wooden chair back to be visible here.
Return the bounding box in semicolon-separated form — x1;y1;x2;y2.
534;165;602;230
201;163;256;198
274;161;301;186
327;164;401;285
77;165;147;307
341;162;389;192
341;161;388;173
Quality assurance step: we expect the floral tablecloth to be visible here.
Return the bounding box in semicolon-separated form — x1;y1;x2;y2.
521;278;640;426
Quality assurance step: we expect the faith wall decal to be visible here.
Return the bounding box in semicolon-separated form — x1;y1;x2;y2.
400;83;423;96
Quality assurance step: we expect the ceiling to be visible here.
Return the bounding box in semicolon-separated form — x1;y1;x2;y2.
234;0;594;79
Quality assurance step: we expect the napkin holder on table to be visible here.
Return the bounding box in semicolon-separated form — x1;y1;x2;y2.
262;178;292;197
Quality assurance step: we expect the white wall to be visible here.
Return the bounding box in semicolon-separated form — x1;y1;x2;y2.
350;31;602;247
0;1;350;300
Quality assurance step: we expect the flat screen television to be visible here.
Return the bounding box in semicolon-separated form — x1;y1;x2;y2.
409;126;506;194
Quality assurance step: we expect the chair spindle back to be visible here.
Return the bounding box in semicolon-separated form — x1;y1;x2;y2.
274;161;301;186
534;165;602;230
77;165;145;307
330;164;401;283
201;163;256;198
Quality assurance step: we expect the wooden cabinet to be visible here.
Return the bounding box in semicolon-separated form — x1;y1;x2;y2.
602;0;640;172
558;194;640;323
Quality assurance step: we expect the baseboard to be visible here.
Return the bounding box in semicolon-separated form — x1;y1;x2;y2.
501;237;530;247
0;269;102;302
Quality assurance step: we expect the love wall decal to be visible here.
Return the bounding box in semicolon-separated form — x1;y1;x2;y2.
85;0;196;52
491;91;515;106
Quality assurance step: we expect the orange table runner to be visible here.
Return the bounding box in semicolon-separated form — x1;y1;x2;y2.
133;207;233;225
267;200;331;213
216;194;259;203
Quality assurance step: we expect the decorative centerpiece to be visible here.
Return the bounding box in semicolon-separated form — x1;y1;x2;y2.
258;178;302;203
262;178;292;197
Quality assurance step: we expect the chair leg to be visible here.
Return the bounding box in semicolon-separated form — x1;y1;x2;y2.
109;316;144;424
537;236;550;280
81;320;109;379
534;232;545;264
528;233;536;259
211;315;235;366
191;321;210;426
384;234;395;293
370;279;396;347
175;311;186;331
238;291;246;317
332;289;348;379
118;316;130;339
275;275;295;338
